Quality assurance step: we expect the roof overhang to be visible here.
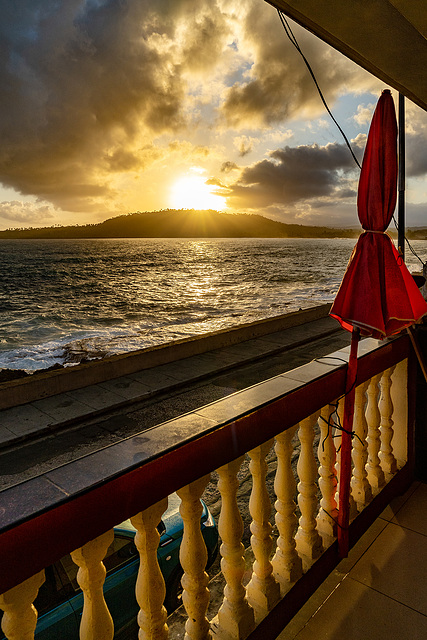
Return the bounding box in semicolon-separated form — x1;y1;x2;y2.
265;0;427;111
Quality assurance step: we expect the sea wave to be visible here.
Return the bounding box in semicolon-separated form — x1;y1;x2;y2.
1;236;424;372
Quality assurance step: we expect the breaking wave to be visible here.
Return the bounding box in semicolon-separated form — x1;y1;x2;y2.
1;236;422;372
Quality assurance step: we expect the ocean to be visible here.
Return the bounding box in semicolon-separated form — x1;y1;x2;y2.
0;237;425;371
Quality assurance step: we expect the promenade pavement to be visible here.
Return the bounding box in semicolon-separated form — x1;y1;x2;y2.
0;315;350;453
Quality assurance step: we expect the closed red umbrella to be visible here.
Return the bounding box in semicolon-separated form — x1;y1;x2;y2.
330;89;427;556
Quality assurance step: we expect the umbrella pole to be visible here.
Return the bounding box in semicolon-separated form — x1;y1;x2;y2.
337;327;360;557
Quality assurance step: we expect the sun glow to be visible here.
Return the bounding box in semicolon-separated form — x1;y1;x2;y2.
170;175;226;211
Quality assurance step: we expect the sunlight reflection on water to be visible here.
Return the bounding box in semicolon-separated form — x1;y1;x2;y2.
1;237;424;370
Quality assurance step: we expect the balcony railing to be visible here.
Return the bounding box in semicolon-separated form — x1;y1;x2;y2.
0;333;416;640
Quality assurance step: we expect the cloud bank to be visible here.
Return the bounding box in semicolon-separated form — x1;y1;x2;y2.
1;0;228;213
1;0;426;227
0;201;56;226
224;140;361;211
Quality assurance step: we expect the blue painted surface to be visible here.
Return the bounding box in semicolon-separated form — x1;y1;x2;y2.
1;498;218;640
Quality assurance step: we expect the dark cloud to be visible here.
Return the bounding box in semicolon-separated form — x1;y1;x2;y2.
220;1;378;129
225;142;359;209
181;10;231;73
206;177;226;189
239;141;253;157
335;188;358;199
407;131;427;177
0;0;382;219
221;161;239;173
0;0;228;212
105;149;140;173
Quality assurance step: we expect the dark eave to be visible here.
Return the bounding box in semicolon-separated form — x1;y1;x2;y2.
265;0;427;111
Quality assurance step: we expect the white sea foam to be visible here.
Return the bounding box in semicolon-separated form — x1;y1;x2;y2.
1;237;424;371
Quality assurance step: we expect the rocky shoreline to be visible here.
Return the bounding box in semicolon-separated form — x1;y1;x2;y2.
0;363;65;383
0;354;101;384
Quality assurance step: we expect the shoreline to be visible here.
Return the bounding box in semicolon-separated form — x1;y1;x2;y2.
0;209;360;240
0;304;332;410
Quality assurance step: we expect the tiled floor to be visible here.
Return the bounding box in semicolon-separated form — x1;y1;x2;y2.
277;482;427;640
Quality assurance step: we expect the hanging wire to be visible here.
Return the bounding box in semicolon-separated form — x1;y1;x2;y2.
313;356;363;451
277;9;361;170
315;392;363;529
278;9;427;268
392;214;425;266
274;13;425;525
317;394;363;452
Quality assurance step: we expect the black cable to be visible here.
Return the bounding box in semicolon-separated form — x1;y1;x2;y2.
277;9;362;170
277;10;426;268
392;215;425;266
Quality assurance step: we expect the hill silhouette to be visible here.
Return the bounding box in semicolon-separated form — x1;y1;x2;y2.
0;209;359;239
407;228;427;240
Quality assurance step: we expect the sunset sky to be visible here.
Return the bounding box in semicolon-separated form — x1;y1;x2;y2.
1;0;427;230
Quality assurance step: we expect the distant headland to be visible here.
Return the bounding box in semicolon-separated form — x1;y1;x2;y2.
0;209;363;239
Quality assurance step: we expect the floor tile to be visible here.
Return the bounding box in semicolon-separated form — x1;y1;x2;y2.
275;569;345;640
154;356;218;381
225;339;274;358
349;521;427;615
98;376;151;400
33;394;93;422
390;482;427;534
67;384;126;410
128;370;178;390
338;517;388;575
378;481;420;522
294;575;427;640
0;425;16;445
0;404;53;435
208;348;248;364
257;330;296;347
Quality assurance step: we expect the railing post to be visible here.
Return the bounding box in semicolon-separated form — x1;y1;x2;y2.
246;440;281;619
295;413;323;570
351;381;372;511
366;373;386;494
316;405;338;542
71;529;114;640
0;339;412;640
131;498;169;640
388;359;409;465
0;571;44;640
272;425;303;589
178;476;212;640
379;365;398;478
212;457;255;640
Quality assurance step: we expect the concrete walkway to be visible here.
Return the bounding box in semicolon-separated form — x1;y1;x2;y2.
0;314;348;451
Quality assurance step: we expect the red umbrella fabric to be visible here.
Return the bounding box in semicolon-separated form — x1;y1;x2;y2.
331;89;427;338
329;89;427;556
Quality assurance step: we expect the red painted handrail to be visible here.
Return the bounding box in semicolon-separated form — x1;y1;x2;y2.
0;334;411;595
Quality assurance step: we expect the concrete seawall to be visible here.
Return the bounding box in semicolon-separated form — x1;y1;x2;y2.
0;304;332;411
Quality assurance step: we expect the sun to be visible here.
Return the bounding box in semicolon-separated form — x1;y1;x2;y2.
170;175;226;210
